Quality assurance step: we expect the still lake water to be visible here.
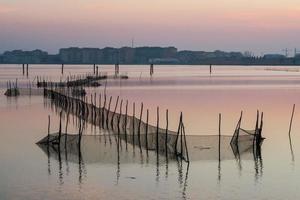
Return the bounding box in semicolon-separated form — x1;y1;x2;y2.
1;64;300;199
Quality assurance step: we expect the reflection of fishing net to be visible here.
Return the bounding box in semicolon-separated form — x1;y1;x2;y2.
43;89;189;161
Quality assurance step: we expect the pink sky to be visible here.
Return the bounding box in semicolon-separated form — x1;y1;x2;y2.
0;0;300;55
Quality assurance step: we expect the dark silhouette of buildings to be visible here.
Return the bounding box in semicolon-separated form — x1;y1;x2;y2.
1;46;300;65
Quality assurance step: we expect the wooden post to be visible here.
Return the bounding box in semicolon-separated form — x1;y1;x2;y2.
99;94;102;127
93;64;96;74
218;113;221;163
132;102;136;146
61;64;64;75
125;100;128;147
26;64;29;77
182;122;189;162
138;103;143;148
102;94;107;127
150;64;154;76
118;99;123;130
111;96;120;129
180;115;183;157
106;96;112;128
288;104;295;138
165;109;169;157
209;64;212;75
96;66;99;76
175;112;182;155
156;106;159;153
146;109;149;153
22;64;25;75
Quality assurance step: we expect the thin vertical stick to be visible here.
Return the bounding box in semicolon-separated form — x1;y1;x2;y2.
182;122;189;162
146;109;149;153
138;103;143;148
218;113;221;163
288;104;295;138
156;106;159;153
125;100;128;147
132;102;136;146
175;112;182;155
106;96;112;128
118;99;123;129
165;109;169;157
111;96;120;129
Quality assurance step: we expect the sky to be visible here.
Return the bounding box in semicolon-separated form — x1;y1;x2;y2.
0;0;300;55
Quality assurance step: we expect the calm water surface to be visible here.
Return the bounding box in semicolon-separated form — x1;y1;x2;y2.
1;64;300;199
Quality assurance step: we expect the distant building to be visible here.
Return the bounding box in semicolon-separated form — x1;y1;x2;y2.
263;54;286;59
149;58;179;64
2;49;48;63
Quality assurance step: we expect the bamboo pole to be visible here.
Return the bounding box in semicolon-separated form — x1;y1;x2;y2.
132;102;136;146
106;96;112;128
125;100;128;147
165;109;169;157
156;106;159;153
218;113;221;163
138;103;143;148
288;104;295;138
146;109;149;153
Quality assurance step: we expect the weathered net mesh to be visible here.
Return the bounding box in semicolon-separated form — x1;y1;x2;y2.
42;89;189;161
39;89;264;163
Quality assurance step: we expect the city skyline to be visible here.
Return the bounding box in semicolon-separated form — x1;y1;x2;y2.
0;0;300;55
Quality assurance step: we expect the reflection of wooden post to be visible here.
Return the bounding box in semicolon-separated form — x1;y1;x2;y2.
58;111;62;146
47;115;50;144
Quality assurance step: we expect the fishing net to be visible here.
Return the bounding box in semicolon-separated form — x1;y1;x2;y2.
40;89;264;163
42;89;189;161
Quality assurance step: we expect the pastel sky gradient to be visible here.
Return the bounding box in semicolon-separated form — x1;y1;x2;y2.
0;0;300;55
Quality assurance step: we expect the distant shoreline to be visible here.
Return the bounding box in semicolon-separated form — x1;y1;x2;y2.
1;47;300;65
